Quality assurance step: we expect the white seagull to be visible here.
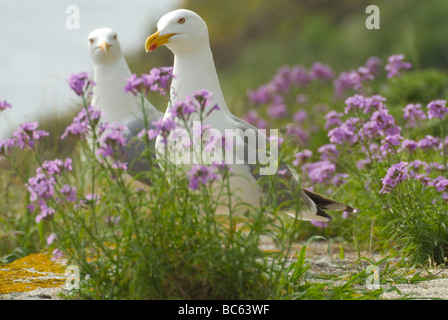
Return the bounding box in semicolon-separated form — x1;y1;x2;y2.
144;10;356;221
87;27;163;175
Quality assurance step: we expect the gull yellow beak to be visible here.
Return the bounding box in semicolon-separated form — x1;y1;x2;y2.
99;41;111;52
145;30;176;53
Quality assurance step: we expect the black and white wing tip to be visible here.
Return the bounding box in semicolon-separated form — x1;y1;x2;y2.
302;188;359;221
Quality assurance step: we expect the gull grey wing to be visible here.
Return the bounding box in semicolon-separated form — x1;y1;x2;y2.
229;114;299;201
122;106;163;176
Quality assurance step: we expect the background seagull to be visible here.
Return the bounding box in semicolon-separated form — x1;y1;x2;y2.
144;10;357;221
87;27;163;175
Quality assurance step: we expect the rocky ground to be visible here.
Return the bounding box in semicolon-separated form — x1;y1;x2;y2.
1;241;448;300
304;242;448;299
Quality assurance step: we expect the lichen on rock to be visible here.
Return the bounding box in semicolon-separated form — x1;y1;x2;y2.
0;252;66;295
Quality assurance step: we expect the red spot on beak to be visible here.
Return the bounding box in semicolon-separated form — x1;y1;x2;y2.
149;43;158;52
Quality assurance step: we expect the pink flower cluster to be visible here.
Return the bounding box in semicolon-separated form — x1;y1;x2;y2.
385;54;412;78
1;122;49;155
333;56;382;97
67;72;94;96
124;66;174;96
26;158;74;223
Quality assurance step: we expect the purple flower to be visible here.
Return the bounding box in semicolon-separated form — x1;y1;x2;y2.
170;100;197;120
35;200;56;223
60;184;77;202
318;144;339;160
247;84;274;106
356;158;371;170
267;98;288;119
244;110;268;130
149;116;178;146
46;233;57;245
159;117;178;134
285;124;309;143
27;172;56;203
398;139;418;153
368;109;401;137
408;160;429;177
247;65;311;106
311;220;329;228
187;164;218;190
385;54;412;78
344;95;366;114
334;59;380;97
334;70;363;97
293;110;307;124
427;100;448;120
137;116;176;142
61;105;102;140
289;65;311;87
12;122;49;150
0;138;16;155
96;122;128;167
344;94;387;114
41;158;73;176
302;160;336;184
141;66;174;96
51;248;64;261
0;100;12;111
380;134;403;152
310;62;333;81
244;110;260;125
356;66;374;82
417;135;440;150
324;111;343;130
365;56;382;75
366;95;387;112
268;135;283;150
403;103;426;127
293;149;312;167
342;210;352;219
363;142;388;163
193;124;213;143
67;72;93;96
26;158;74;221
190;90;219;116
328;118;359;145
270;66;292;93
429;161;445;172
414;174;432;187
85;193;101;204
137;128;158;141
433;177;448;192
380;161;409;194
332;173;349;187
124;74;143;95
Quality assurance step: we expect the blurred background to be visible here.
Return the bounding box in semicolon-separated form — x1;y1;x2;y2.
1;0;448;139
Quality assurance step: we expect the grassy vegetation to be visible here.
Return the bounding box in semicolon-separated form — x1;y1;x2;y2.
2;58;448;299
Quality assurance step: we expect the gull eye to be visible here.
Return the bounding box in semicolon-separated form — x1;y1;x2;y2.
178;17;185;24
113;34;117;40
89;38;94;43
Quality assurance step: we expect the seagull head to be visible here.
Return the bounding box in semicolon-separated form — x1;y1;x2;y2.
88;28;122;64
145;9;209;54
